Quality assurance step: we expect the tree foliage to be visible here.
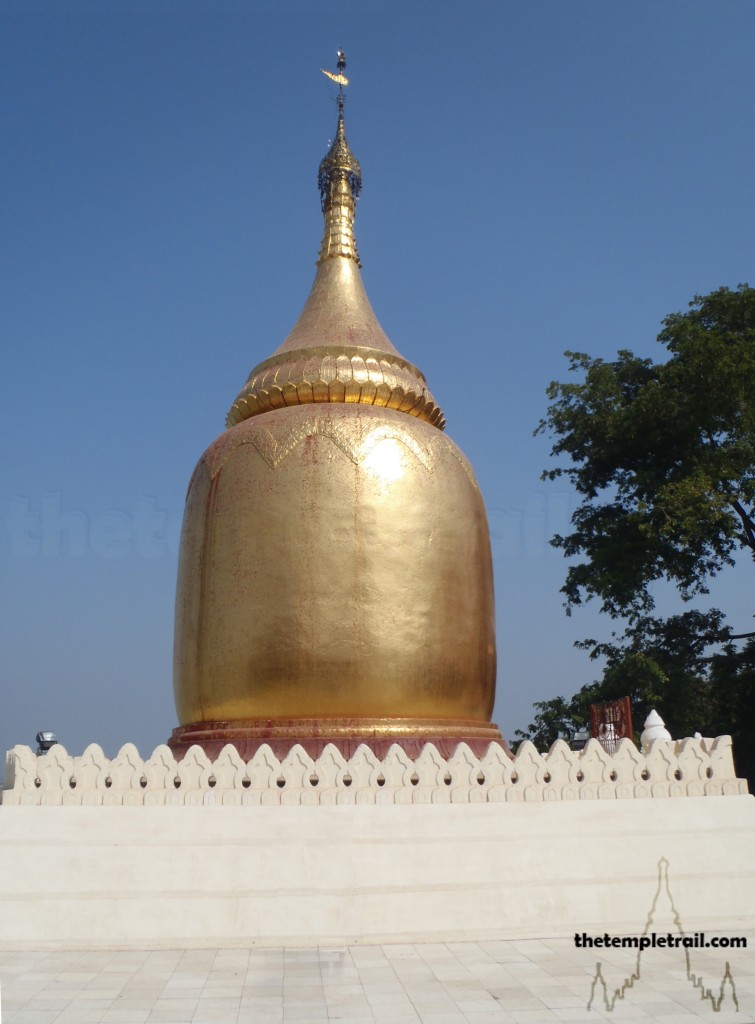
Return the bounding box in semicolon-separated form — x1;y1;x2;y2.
519;285;755;787
537;284;755;620
513;612;755;788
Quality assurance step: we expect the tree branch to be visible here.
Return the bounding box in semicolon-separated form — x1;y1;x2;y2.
731;499;755;551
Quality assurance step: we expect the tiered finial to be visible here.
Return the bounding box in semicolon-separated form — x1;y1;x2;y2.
317;51;362;264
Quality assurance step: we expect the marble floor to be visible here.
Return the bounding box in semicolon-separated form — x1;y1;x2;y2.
1;937;753;1024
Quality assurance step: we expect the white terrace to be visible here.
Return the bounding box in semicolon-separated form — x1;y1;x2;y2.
1;736;752;952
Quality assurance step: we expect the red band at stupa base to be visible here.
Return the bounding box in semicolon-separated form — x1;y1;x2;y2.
168;716;510;761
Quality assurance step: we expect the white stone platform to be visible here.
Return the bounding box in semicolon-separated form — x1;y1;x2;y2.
1;938;752;1023
0;738;753;953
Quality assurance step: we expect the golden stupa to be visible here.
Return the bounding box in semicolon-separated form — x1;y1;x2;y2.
170;61;502;757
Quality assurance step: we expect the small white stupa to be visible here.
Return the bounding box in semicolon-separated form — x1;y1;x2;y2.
641;709;672;751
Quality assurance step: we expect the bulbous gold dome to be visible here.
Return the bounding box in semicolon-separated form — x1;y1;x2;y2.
171;97;501;757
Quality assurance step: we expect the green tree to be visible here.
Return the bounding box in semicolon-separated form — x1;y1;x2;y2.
513;611;755;785
537;284;755;621
520;285;755;784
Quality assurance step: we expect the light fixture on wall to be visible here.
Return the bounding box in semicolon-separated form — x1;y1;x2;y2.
35;731;58;755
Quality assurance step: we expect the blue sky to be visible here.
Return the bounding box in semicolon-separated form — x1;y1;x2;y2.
1;1;753;757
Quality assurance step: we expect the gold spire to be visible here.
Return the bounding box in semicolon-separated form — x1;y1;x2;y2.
317;113;362;265
225;56;445;432
317;52;361;264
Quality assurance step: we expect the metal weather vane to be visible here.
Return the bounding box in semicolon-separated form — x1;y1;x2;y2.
321;50;349;111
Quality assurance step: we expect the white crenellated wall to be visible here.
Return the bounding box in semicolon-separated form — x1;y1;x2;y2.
2;736;747;806
1;737;752;950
